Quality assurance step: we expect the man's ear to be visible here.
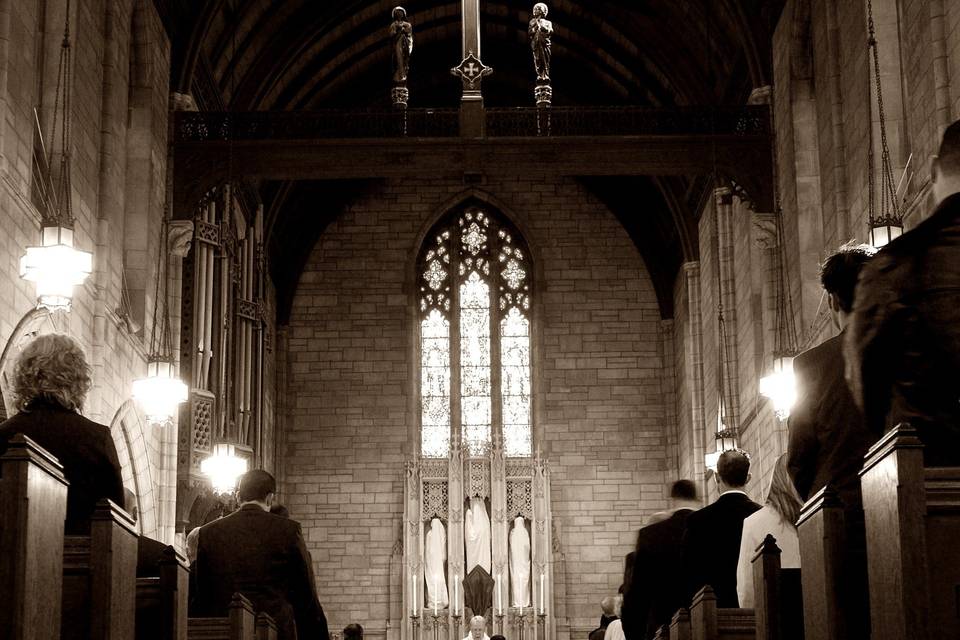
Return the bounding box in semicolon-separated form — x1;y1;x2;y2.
826;293;838;314
746;472;752;485
266;492;275;507
932;155;941;184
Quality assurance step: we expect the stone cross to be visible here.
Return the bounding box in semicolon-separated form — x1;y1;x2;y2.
450;0;492;135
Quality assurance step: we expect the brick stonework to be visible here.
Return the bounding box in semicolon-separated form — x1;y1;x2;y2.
285;176;669;632
0;0;176;542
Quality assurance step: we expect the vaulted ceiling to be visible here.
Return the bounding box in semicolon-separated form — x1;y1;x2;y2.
156;0;785;320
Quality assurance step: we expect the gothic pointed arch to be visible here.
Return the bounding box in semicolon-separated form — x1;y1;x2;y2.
416;200;534;459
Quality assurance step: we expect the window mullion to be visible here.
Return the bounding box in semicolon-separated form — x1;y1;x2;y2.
449;231;462;451
489;233;503;453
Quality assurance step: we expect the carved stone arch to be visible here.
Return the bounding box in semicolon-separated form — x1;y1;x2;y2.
0;308;66;417
410;188;543;292
109;399;159;537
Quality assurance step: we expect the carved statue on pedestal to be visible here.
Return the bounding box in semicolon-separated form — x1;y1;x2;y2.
528;3;553;82
391;6;413;84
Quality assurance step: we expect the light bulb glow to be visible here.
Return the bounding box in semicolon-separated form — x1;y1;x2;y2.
868;221;903;248
704;451;722;472
132;360;187;424
201;443;248;494
759;355;796;420
19;226;92;310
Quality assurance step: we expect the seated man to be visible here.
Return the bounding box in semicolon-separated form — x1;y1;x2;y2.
463;615;490;640
344;623;364;640
0;333;124;534
190;470;328;640
680;451;760;608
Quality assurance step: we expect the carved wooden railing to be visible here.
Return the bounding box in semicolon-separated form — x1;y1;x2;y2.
174;105;769;142
175;108;461;141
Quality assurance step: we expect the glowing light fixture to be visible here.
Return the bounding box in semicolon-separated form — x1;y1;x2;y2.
133;219;187;425
759;354;796;420
133;358;188;425
20;225;92;310
865;0;904;250
867;216;903;248
201;443;248;494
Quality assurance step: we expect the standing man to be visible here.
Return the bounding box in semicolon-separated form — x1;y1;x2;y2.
621;480;700;640
680;451;760;608
191;470;329;640
847;119;960;466
787;243;877;505
463;616;491;640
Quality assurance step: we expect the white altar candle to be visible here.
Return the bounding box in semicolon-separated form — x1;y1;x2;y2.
496;575;502;615
434;580;438;617
413;575;417;616
454;574;459;614
540;573;545;614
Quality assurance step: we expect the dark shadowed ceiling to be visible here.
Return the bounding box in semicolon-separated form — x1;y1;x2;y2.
156;0;785;320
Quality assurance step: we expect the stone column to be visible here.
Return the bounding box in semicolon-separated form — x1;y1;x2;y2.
681;261;708;497
714;187;741;434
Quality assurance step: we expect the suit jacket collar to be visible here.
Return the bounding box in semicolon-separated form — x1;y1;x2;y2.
238;503;269;514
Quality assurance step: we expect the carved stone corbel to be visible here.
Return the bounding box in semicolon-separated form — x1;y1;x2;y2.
168;220;195;258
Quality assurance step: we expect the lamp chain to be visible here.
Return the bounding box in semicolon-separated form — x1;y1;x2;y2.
866;0;900;226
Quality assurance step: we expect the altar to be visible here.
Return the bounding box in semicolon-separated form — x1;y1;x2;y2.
402;436;556;640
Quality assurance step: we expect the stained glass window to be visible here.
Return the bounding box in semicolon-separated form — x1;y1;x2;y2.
418;207;532;458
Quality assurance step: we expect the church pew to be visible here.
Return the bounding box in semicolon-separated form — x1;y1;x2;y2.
136;546;190;640
795;487;844;640
188;593;257;640
61;499;139;640
750;534;802;640
860;424;960;640
255;612;278;640
688;586;755;640
665;608;692;640
0;434;69;639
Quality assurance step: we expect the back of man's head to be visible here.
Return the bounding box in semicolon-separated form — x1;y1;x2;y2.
670;479;698;502
343;624;364;640
237;469;276;503
820;243;877;313
933;119;960;202
716;450;751;488
938;120;960;176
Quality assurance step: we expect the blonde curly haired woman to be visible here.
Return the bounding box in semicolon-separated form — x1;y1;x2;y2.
0;333;124;533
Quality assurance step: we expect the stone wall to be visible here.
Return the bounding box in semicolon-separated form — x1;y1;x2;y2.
0;0;176;541
284;176;670;634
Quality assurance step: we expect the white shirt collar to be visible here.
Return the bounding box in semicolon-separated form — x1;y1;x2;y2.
720;489;749;498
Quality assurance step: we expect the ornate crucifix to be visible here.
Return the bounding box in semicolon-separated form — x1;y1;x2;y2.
450;0;492;136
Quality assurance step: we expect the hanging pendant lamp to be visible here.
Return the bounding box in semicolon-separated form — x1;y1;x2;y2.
23;1;92;310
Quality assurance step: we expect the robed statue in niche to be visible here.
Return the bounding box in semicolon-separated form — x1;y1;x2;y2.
391;6;413;84
509;517;531;606
425;517;449;608
465;496;491;574
528;3;553;82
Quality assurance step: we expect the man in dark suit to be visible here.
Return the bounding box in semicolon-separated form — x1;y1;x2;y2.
621;480;700;640
191;470;329;640
847;119;960;466
680;451;760;608
0;333;125;534
787;243;877;507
